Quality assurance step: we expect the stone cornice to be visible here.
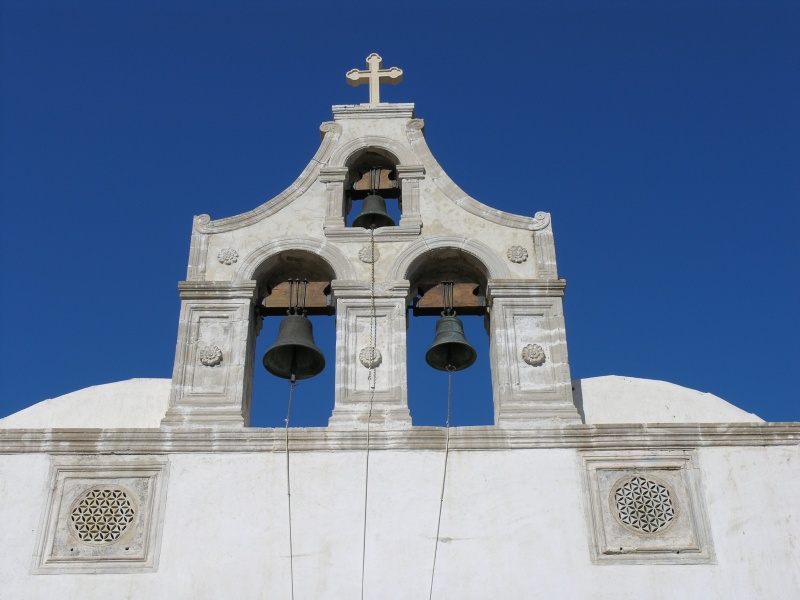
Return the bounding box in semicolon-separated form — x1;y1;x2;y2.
486;279;567;299
1;423;797;454
332;103;415;119
177;281;258;300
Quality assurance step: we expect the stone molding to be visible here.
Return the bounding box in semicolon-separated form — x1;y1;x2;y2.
486;279;566;300
581;450;715;564
332;103;416;120
32;456;169;574
405;120;551;231
489;296;576;426
328;134;418;167
330;279;410;300
389;235;512;281
234;237;357;283
3;423;798;454
177;281;258;301
191;122;342;235
163;283;258;428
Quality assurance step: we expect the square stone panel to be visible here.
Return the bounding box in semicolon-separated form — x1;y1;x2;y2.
32;456;169;574
582;450;714;564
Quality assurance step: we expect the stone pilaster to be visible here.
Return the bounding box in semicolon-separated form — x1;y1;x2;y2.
327;280;412;429
161;281;258;428
486;279;580;427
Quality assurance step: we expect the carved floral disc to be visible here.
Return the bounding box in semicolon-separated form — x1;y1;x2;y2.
521;343;546;366
359;346;382;369
217;248;239;265
507;246;529;263
199;345;223;367
358;245;379;264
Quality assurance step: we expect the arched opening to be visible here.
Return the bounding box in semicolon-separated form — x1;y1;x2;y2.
344;149;402;228
405;249;494;426
249;250;337;427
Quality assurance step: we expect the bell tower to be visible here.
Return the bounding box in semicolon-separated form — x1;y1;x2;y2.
161;54;580;429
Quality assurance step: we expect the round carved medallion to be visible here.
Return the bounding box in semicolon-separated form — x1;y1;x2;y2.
199;345;223;367
507;246;529;263
358;245;379;263
521;344;546;366
217;248;239;265
359;346;382;369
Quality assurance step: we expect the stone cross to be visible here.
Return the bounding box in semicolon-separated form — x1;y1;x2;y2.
346;53;403;105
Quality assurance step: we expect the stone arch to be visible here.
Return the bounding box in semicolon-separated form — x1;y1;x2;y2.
390;235;512;286
328;136;417;168
235;238;356;287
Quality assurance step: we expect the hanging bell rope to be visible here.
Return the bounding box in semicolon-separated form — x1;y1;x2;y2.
284;378;297;600
360;227;378;600
429;364;455;599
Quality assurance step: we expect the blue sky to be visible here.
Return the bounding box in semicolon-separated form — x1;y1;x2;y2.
1;0;798;426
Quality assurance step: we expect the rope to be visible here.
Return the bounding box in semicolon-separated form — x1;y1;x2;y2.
285;377;296;600
360;226;378;599
429;366;454;600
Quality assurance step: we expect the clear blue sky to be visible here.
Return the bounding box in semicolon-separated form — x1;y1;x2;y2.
1;0;798;427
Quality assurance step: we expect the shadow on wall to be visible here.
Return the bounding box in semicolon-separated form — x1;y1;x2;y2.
571;379;587;424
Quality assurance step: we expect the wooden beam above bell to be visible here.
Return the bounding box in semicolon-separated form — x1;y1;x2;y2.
260;281;333;316
350;167;400;199
412;283;485;316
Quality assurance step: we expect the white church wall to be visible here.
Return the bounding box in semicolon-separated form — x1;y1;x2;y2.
1;444;797;598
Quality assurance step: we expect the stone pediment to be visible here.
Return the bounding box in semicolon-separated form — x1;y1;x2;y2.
187;103;553;286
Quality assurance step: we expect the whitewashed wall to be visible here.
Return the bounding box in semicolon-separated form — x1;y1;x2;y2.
1;443;797;599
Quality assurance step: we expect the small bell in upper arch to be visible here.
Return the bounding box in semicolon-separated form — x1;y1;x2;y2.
262;279;326;381
352;194;395;229
425;281;477;371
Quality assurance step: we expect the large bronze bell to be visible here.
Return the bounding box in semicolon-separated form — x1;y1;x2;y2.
263;314;326;380
425;314;477;371
352;194;395;229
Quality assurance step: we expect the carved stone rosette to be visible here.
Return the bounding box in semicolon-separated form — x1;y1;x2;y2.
359;346;382;369
217;248;239;265
358;245;379;263
198;345;223;367
507;246;529;263
521;343;546;366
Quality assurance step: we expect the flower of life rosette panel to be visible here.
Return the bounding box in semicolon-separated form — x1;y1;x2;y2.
612;476;675;534
70;488;135;542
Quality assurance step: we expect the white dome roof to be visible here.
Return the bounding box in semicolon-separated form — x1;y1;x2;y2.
0;379;170;429
574;375;762;424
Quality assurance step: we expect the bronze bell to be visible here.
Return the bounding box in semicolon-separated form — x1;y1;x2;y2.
352;194;395;229
263;314;326;380
425;314;477;371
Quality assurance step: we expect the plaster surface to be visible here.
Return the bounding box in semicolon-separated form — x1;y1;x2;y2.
0;379;170;429
575;376;763;424
1;375;765;429
1;447;798;598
